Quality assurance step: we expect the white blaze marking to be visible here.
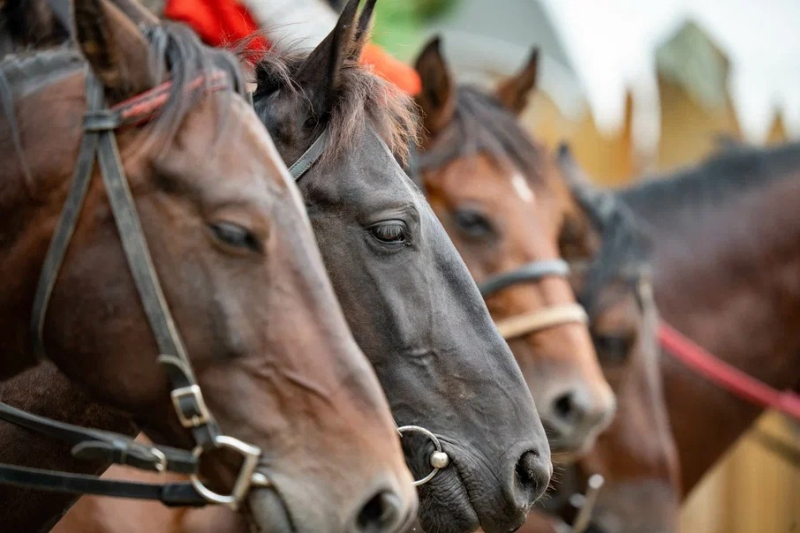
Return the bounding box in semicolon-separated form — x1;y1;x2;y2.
511;172;535;203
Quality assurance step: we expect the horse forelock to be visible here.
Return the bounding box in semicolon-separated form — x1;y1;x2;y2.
252;46;419;169
418;86;549;187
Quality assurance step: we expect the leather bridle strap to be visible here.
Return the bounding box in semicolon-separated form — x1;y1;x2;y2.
478;259;588;339
494;304;588;340
288;127;329;180
0;403;196;474
4;71;262;509
0;464;206;507
479;259;571;297
289;128;328;181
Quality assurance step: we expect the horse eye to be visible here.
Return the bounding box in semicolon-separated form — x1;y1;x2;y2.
369;220;408;244
453;208;494;237
592;333;633;364
208;222;262;253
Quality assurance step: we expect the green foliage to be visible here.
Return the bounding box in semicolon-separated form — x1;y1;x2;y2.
371;0;461;61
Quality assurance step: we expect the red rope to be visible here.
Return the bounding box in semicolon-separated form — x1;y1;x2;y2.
658;322;800;420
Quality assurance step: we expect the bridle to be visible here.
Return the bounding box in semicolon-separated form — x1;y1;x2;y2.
289;125;451;487
411;143;588;342
0;70;266;509
478;259;589;340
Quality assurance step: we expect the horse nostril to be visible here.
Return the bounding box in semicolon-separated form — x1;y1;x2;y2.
354;490;402;533
514;450;551;505
553;390;581;424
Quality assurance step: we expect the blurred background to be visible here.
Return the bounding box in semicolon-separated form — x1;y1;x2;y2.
365;0;800;531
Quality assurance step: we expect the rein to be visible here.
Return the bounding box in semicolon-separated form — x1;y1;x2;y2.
659;322;800;421
478;259;589;340
0;70;266;509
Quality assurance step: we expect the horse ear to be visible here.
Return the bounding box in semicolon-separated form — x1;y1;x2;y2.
557;143;593;192
350;0;377;59
295;0;360;117
495;48;539;115
414;36;455;138
73;0;153;103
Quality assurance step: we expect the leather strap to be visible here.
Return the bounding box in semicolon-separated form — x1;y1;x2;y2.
479;259;571;297
494;304;589;340
91;74;220;449
0;403;196;474
30;73;104;359
288;127;329;180
0;464;206;507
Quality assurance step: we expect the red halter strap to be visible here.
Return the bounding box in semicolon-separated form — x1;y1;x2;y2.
659;322;800;420
98;70;230;129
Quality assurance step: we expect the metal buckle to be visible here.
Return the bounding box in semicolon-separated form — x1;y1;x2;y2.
397;425;450;486
190;435;263;510
171;385;212;428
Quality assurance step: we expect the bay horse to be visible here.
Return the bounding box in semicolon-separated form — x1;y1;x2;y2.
51;2;551;533
523;141;800;531
0;0;416;532
618;141;800;495
519;148;681;533
413;38;615;458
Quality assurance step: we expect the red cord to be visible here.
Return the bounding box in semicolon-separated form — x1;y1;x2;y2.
659;322;800;420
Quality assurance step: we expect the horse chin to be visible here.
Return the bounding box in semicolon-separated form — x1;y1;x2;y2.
416;466;480;533
544;421;601;463
247;487;296;533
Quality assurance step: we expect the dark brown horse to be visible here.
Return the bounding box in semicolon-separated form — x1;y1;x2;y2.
524;141;800;532
413;39;615;458
619;141;800;495
0;1;415;532
52;3;551;533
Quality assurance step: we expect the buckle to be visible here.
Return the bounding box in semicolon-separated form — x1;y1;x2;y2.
190;435;263;509
171;385;212;428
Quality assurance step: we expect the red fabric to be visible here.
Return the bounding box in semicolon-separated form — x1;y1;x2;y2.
659;322;800;420
163;0;419;94
164;0;268;58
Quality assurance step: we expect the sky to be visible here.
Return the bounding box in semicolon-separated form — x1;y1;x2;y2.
539;0;800;143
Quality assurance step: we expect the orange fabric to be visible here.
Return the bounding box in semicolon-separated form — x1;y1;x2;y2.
361;43;421;95
163;0;420;94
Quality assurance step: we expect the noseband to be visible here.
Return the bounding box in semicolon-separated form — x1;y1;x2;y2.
0;71;266;509
479;259;589;340
289;125;451;486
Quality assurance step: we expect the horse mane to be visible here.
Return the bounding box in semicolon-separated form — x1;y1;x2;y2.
1;21;246;160
620;141;800;222
571;180;653;316
252;44;418;167
418;86;549;186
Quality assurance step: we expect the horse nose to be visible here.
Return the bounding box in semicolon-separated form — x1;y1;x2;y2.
511;449;552;507
348;489;406;533
550;386;616;433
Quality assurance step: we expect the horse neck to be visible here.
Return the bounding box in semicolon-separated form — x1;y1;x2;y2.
0;363;135;532
620;147;800;494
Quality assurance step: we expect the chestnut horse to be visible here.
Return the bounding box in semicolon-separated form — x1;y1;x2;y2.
51;2;550;533
413;39;615;457
0;1;415;532
520;148;681;533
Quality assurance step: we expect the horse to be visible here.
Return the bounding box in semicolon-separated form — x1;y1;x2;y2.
518;148;681;533
412;38;615;458
523;140;800;532
48;2;551;533
618;141;800;495
0;1;416;532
